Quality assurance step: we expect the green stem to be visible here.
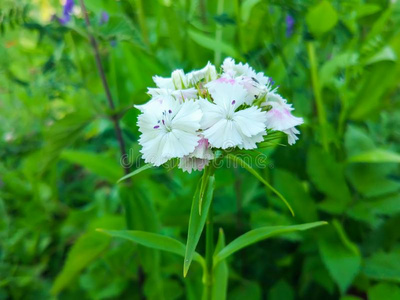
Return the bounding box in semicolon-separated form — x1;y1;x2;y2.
306;42;329;152
214;0;225;66
135;0;150;48
204;200;214;300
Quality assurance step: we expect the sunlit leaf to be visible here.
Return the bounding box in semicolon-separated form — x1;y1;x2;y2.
98;229;205;266
184;175;215;277
214;221;327;264
212;228;228;300
306;1;338;36
348;149;400;164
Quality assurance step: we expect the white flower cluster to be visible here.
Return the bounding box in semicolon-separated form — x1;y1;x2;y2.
136;58;303;173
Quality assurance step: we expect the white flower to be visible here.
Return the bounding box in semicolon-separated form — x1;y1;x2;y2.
179;136;214;173
172;69;187;89
263;93;303;131
137;97;203;166
135;88;198;113
200;82;267;149
222;57;270;86
207;58;273;104
263;92;303;145
152;75;175;89
147;87;198;101
152;62;217;90
283;127;300;145
186;62;218;84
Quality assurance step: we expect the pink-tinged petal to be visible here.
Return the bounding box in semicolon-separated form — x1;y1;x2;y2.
179;157;211;174
265;106;303;131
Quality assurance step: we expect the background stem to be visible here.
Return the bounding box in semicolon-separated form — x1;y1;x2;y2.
205;201;214;300
78;0;130;175
214;0;225;66
307;41;329;152
78;1;145;298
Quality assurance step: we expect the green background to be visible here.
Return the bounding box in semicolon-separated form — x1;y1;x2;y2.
1;0;400;299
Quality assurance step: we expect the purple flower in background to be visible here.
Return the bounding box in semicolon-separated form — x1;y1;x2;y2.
59;0;75;25
100;11;110;25
285;14;295;37
110;39;118;48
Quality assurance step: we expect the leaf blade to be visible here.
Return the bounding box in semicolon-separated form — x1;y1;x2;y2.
117;163;153;183
226;154;294;216
214;221;327;264
98;229;205;265
348;149;400;164
212;228;228;300
184;175;215;277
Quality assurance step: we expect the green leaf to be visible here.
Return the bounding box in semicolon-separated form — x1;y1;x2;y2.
184;175;215;277
199;166;211;215
349;61;396;120
241;0;262;23
368;283;400;300
268;280;294;300
40;113;91;173
214;221;327;264
188;29;240;59
345;126;400;197
319;220;361;294
348;149;400;163
274;169;318;222
363;251;400;282
366;46;397;65
229;280;262;299
307;146;352;214
117;163;153;183
225;154;294;216
51;231;110;295
97;229;205;266
212;229;228;300
306;1;338;36
61;150;123;183
347;194;400;225
51;216;123;295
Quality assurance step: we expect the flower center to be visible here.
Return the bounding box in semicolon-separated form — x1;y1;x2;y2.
154;109;173;132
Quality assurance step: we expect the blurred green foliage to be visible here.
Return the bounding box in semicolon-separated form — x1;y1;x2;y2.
1;0;400;299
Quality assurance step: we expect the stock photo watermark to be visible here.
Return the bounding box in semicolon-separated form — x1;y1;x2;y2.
120;148;275;170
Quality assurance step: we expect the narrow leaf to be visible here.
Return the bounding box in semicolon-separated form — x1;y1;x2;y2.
98;229;205;266
214;221;327;264
226;154;294;216
199;166;211;215
184;175;215;277
117;163;153;183
212;228;228;300
348;149;400;164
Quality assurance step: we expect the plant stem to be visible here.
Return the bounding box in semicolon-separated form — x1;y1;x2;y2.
78;0;130;175
78;1;145;299
135;0;150;48
214;0;225;66
306;41;329;152
204;200;214;300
